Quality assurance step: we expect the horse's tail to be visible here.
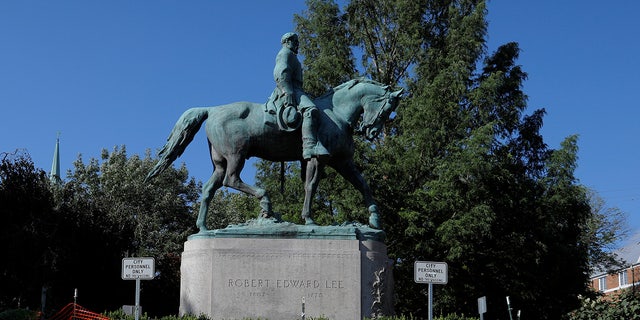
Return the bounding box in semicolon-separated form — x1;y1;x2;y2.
146;107;209;182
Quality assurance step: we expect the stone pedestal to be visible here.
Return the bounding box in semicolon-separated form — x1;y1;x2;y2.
179;221;393;320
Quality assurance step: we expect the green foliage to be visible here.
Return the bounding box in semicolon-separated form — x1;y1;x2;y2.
100;312;476;320
565;289;640;320
50;146;201;315
104;309;210;320
204;189;259;230
367;316;419;320
0;151;56;311
0;146;201;316
0;309;40;320
255;161;306;224
434;315;478;320
345;0;427;85
294;0;356;97
582;190;628;271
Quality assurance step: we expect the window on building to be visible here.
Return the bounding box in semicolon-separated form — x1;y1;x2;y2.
620;270;629;286
598;277;607;291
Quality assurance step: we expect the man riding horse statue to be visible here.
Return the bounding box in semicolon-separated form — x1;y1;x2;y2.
146;32;403;233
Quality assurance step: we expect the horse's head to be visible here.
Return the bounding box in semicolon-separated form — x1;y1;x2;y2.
357;85;404;140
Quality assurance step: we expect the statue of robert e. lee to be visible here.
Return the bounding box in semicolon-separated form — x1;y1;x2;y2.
272;32;329;160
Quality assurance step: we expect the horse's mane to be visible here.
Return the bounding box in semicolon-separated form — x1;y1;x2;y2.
339;77;388;90
316;78;389;99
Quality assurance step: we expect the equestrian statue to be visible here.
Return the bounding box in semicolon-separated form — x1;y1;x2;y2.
146;33;402;232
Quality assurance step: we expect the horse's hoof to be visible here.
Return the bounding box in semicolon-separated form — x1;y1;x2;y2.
258;209;273;219
198;227;209;234
272;211;283;222
304;218;317;225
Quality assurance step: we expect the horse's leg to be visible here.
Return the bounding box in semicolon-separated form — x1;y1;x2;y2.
331;160;381;229
197;167;224;232
196;144;226;232
302;158;323;225
223;154;272;218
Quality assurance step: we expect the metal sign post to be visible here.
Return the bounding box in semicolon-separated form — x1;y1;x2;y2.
73;289;77;320
122;257;155;320
415;261;448;320
428;283;433;320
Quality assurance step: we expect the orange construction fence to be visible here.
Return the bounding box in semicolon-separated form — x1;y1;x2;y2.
48;303;110;320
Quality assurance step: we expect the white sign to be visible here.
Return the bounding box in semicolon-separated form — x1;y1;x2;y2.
122;257;155;280
478;296;487;314
414;261;448;284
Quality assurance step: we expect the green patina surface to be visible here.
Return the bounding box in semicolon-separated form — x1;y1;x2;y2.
147;77;401;232
188;218;386;242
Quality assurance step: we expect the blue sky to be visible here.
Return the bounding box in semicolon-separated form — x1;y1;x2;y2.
2;1;639;236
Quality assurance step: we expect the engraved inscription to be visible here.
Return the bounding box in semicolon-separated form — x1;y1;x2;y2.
226;278;344;289
228;279;271;288
225;277;345;300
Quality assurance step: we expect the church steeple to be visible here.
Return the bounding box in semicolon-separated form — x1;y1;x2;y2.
50;133;61;183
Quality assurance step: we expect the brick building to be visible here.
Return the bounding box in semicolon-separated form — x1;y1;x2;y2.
590;234;640;295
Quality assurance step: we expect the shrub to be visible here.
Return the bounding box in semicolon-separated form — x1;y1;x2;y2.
0;309;40;320
565;289;640;320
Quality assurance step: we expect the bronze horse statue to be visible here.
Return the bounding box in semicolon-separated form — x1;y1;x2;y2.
146;78;402;232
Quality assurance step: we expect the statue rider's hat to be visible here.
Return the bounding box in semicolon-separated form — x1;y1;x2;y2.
281;32;298;44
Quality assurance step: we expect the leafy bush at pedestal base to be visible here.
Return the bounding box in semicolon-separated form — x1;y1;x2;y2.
565;289;640;320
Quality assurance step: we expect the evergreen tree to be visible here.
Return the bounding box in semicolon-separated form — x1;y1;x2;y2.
345;0;426;85
257;0;623;318
295;0;356;97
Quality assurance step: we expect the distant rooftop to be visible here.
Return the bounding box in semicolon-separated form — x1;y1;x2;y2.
617;232;640;265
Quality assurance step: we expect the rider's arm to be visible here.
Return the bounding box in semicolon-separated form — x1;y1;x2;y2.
274;51;295;106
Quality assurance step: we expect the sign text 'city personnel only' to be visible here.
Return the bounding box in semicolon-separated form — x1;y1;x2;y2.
122;257;155;280
414;261;448;284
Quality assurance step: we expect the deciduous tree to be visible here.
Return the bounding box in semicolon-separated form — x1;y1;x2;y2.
0;151;56;311
52;146;199;316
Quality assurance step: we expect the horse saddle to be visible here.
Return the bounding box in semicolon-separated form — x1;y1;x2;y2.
264;89;302;132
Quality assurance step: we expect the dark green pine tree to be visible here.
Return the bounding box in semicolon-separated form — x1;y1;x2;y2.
345;0;426;86
367;2;594;318
378;2;495;315
295;0;357;97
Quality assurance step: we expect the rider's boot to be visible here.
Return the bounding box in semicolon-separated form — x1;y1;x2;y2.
301;107;330;160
